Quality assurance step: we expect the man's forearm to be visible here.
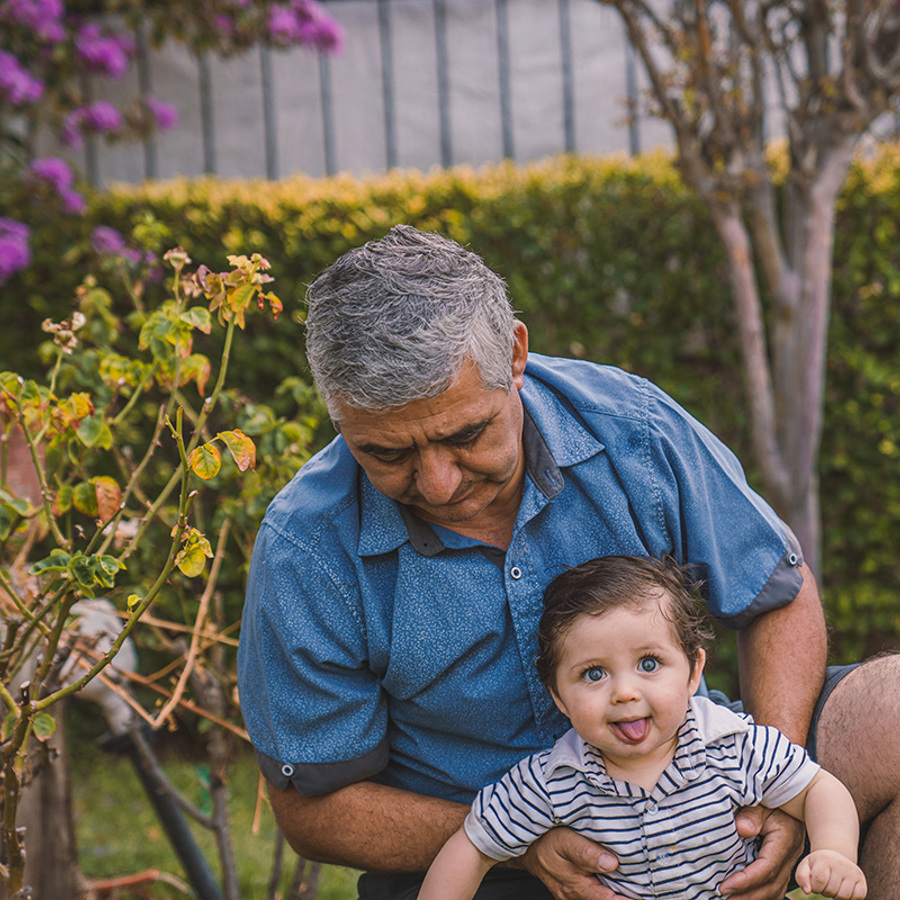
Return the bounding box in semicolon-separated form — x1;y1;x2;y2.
268;779;470;872
736;561;827;744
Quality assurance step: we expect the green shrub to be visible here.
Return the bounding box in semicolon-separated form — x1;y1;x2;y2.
5;148;899;678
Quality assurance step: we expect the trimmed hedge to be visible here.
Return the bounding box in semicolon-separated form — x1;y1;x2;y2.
5;149;899;670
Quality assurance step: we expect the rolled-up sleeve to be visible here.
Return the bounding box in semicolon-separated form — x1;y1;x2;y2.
237;519;389;796
639;381;804;628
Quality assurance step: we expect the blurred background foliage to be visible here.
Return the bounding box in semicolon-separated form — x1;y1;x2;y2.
4;145;899;693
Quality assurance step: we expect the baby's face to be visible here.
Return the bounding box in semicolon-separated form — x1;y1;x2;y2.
549;591;704;780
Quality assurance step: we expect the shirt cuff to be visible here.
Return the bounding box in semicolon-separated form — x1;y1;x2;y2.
718;529;805;630
256;736;390;796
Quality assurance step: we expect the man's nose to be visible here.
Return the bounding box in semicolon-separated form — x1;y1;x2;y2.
414;447;463;505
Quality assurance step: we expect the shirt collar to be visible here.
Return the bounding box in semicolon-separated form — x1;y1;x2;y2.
356;398;568;558
544;696;750;793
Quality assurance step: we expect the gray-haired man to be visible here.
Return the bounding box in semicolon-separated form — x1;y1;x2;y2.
238;225;900;900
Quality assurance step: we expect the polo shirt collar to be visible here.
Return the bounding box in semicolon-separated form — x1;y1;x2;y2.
544;696;749;795
356;402;569;558
519;367;605;468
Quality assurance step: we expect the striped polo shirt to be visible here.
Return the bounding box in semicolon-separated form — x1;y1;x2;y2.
465;695;819;899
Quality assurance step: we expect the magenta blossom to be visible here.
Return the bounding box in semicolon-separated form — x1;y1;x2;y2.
91;226;127;256
146;95;179;131
64;101;124;145
2;0;65;42
0;218;31;282
76;24;134;79
0;50;44;105
290;0;343;50
83;100;123;132
61;189;86;214
28;158;86;213
29;157;73;193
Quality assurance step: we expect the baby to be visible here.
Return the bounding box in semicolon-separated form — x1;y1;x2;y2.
419;555;866;900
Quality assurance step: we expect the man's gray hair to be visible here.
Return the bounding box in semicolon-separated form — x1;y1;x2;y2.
305;224;518;417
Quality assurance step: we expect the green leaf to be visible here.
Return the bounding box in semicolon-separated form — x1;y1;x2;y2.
127;593;142;612
73;481;99;517
180;306;212;334
188;442;222;480
216;429;256;472
30;548;72;576
53;484;73;516
76;414;105;448
33;712;56;742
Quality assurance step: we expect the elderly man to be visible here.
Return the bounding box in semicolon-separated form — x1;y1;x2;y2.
237;225;899;900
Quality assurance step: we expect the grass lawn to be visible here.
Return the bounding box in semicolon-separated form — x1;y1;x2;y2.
70;709;359;900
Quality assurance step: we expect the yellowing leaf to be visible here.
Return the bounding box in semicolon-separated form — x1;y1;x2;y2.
188;443;222;480
72;481;99;517
175;528;214;578
216;429;256;472
93;476;122;526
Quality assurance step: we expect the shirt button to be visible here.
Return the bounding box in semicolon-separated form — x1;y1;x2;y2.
788;552;800;566
510;566;522;580
281;764;295;777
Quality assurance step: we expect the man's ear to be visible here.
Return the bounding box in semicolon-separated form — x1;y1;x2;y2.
688;648;707;696
511;322;528;390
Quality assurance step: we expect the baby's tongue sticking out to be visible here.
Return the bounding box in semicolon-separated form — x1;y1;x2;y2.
611;717;651;743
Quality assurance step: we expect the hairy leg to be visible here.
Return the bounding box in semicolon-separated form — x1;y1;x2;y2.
814;653;900;900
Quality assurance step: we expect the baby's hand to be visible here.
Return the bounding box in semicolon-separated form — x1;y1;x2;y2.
795;849;867;900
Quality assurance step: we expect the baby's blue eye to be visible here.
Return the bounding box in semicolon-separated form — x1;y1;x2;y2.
639;657;660;673
583;666;606;683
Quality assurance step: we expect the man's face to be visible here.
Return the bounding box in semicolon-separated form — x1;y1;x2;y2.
336;324;528;536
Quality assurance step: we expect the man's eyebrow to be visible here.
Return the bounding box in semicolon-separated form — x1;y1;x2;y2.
441;418;491;443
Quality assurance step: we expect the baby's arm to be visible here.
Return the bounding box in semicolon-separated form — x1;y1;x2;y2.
778;769;867;900
417;826;497;900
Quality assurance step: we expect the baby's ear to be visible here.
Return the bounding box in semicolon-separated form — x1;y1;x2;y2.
689;648;707;695
549;686;569;720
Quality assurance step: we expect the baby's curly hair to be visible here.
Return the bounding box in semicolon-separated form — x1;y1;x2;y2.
536;555;713;690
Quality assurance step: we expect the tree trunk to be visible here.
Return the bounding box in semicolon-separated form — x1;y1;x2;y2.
0;704;83;900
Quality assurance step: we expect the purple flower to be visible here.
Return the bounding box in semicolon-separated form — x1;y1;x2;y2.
61;189;86;214
2;0;65;42
290;0;343;50
0;218;31;281
76;24;134;80
83;101;123;133
91;226;127;256
0;50;44;105
268;5;303;43
214;14;234;37
29;157;73;193
61;109;85;148
146;95;179;131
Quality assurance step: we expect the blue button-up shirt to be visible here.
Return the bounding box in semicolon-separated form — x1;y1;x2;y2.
237;355;803;803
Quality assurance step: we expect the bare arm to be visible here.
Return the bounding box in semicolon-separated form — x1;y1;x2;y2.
736;561;827;743
779;770;867;900
719;560;828;900
268;780;469;872
418;828;496;900
269;780;627;899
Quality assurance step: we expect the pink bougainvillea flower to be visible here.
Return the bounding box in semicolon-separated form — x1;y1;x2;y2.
146;95;179;131
0;50;44;105
2;0;65;42
29;157;74;193
91;225;127;256
76;24;134;79
0;218;31;282
83;100;123;132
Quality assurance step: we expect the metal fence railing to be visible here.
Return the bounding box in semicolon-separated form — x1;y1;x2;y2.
80;0;668;185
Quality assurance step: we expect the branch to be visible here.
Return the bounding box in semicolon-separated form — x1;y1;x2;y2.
150;518;232;729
